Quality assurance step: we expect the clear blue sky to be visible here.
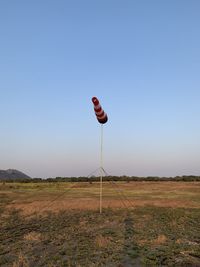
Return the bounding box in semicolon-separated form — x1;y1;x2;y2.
0;0;200;178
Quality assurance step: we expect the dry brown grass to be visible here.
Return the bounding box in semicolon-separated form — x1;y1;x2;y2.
152;234;167;245
8;198;199;216
12;252;29;267
138;235;167;246
4;181;200;215
23;231;42;241
95;235;112;248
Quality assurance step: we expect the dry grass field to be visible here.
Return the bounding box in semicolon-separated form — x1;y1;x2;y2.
0;181;200;266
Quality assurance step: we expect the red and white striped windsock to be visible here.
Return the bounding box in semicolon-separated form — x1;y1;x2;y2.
92;97;108;124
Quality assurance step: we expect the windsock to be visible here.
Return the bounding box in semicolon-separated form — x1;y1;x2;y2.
92;97;108;124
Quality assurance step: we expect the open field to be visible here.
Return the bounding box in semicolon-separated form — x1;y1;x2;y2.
0;181;200;266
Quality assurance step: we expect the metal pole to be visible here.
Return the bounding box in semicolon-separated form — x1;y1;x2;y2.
100;124;103;214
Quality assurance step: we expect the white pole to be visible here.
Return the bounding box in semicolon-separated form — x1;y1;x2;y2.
100;124;103;214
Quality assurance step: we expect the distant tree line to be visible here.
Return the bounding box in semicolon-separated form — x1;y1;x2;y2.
1;175;200;183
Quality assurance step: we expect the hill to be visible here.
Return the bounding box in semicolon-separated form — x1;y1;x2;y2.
0;169;31;180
